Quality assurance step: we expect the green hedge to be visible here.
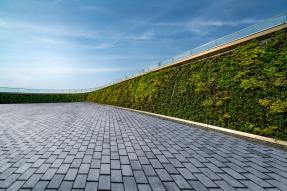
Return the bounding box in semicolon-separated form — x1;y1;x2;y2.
0;93;87;104
87;29;287;140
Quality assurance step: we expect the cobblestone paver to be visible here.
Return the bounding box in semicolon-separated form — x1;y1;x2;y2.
0;103;287;191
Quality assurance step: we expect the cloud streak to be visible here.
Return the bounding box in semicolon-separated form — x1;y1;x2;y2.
150;17;258;35
0;66;130;75
0;18;100;39
83;5;113;15
0;18;155;51
134;32;154;40
186;18;258;34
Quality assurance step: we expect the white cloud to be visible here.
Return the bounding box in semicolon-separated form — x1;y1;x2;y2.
188;18;258;28
0;18;122;50
93;41;118;49
135;32;154;40
0;18;132;50
143;17;258;35
0;18;100;39
185;18;258;34
83;5;111;14
33;37;66;44
32;36;117;49
240;18;258;24
0;19;9;28
0;66;129;76
0;65;134;89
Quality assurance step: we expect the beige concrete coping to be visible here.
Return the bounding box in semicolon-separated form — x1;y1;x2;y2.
106;104;287;150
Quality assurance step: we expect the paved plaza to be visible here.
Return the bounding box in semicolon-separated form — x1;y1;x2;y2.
0;103;286;191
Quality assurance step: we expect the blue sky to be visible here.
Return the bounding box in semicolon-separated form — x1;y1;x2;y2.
0;0;286;89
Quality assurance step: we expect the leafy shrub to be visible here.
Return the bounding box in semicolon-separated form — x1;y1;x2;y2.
0;93;87;104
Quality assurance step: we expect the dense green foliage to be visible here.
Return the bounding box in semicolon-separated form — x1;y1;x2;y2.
87;29;287;140
0;93;87;104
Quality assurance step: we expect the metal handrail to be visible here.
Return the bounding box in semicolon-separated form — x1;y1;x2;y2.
0;13;286;94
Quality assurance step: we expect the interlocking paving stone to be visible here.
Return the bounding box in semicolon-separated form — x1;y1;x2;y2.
58;181;73;191
57;164;70;174
171;174;192;189
163;182;181;191
121;165;133;176
100;164;111;175
64;168;78;181
6;181;25;191
98;175;111;190
41;168;57;180
79;163;90;174
87;168;100;181
111;170;123;183
155;169;173;181
91;159;101;169
133;170;148;183
138;184;152;191
241;180;266;191
0;174;20;189
188;180;209;191
111;183;124;191
123;177;138;191
47;174;64;189
0;103;287;191
22;174;42;188
148;177;166;191
31;180;49;191
18;168;36;181
73;174;87;188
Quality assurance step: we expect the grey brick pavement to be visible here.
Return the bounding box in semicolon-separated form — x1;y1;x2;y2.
0;103;286;190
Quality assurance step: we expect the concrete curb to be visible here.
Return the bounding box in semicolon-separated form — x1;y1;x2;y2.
105;104;287;150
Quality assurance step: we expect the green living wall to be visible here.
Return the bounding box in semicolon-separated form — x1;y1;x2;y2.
87;29;287;140
0;93;87;104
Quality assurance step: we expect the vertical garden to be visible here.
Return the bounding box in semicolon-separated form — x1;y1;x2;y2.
87;29;287;140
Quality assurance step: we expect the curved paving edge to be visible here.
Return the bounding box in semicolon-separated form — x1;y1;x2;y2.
0;103;287;191
108;104;287;150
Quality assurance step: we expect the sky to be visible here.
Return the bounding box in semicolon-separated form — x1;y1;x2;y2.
0;0;287;89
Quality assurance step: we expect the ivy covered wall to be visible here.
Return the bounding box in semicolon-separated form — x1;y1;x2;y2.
87;29;287;140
